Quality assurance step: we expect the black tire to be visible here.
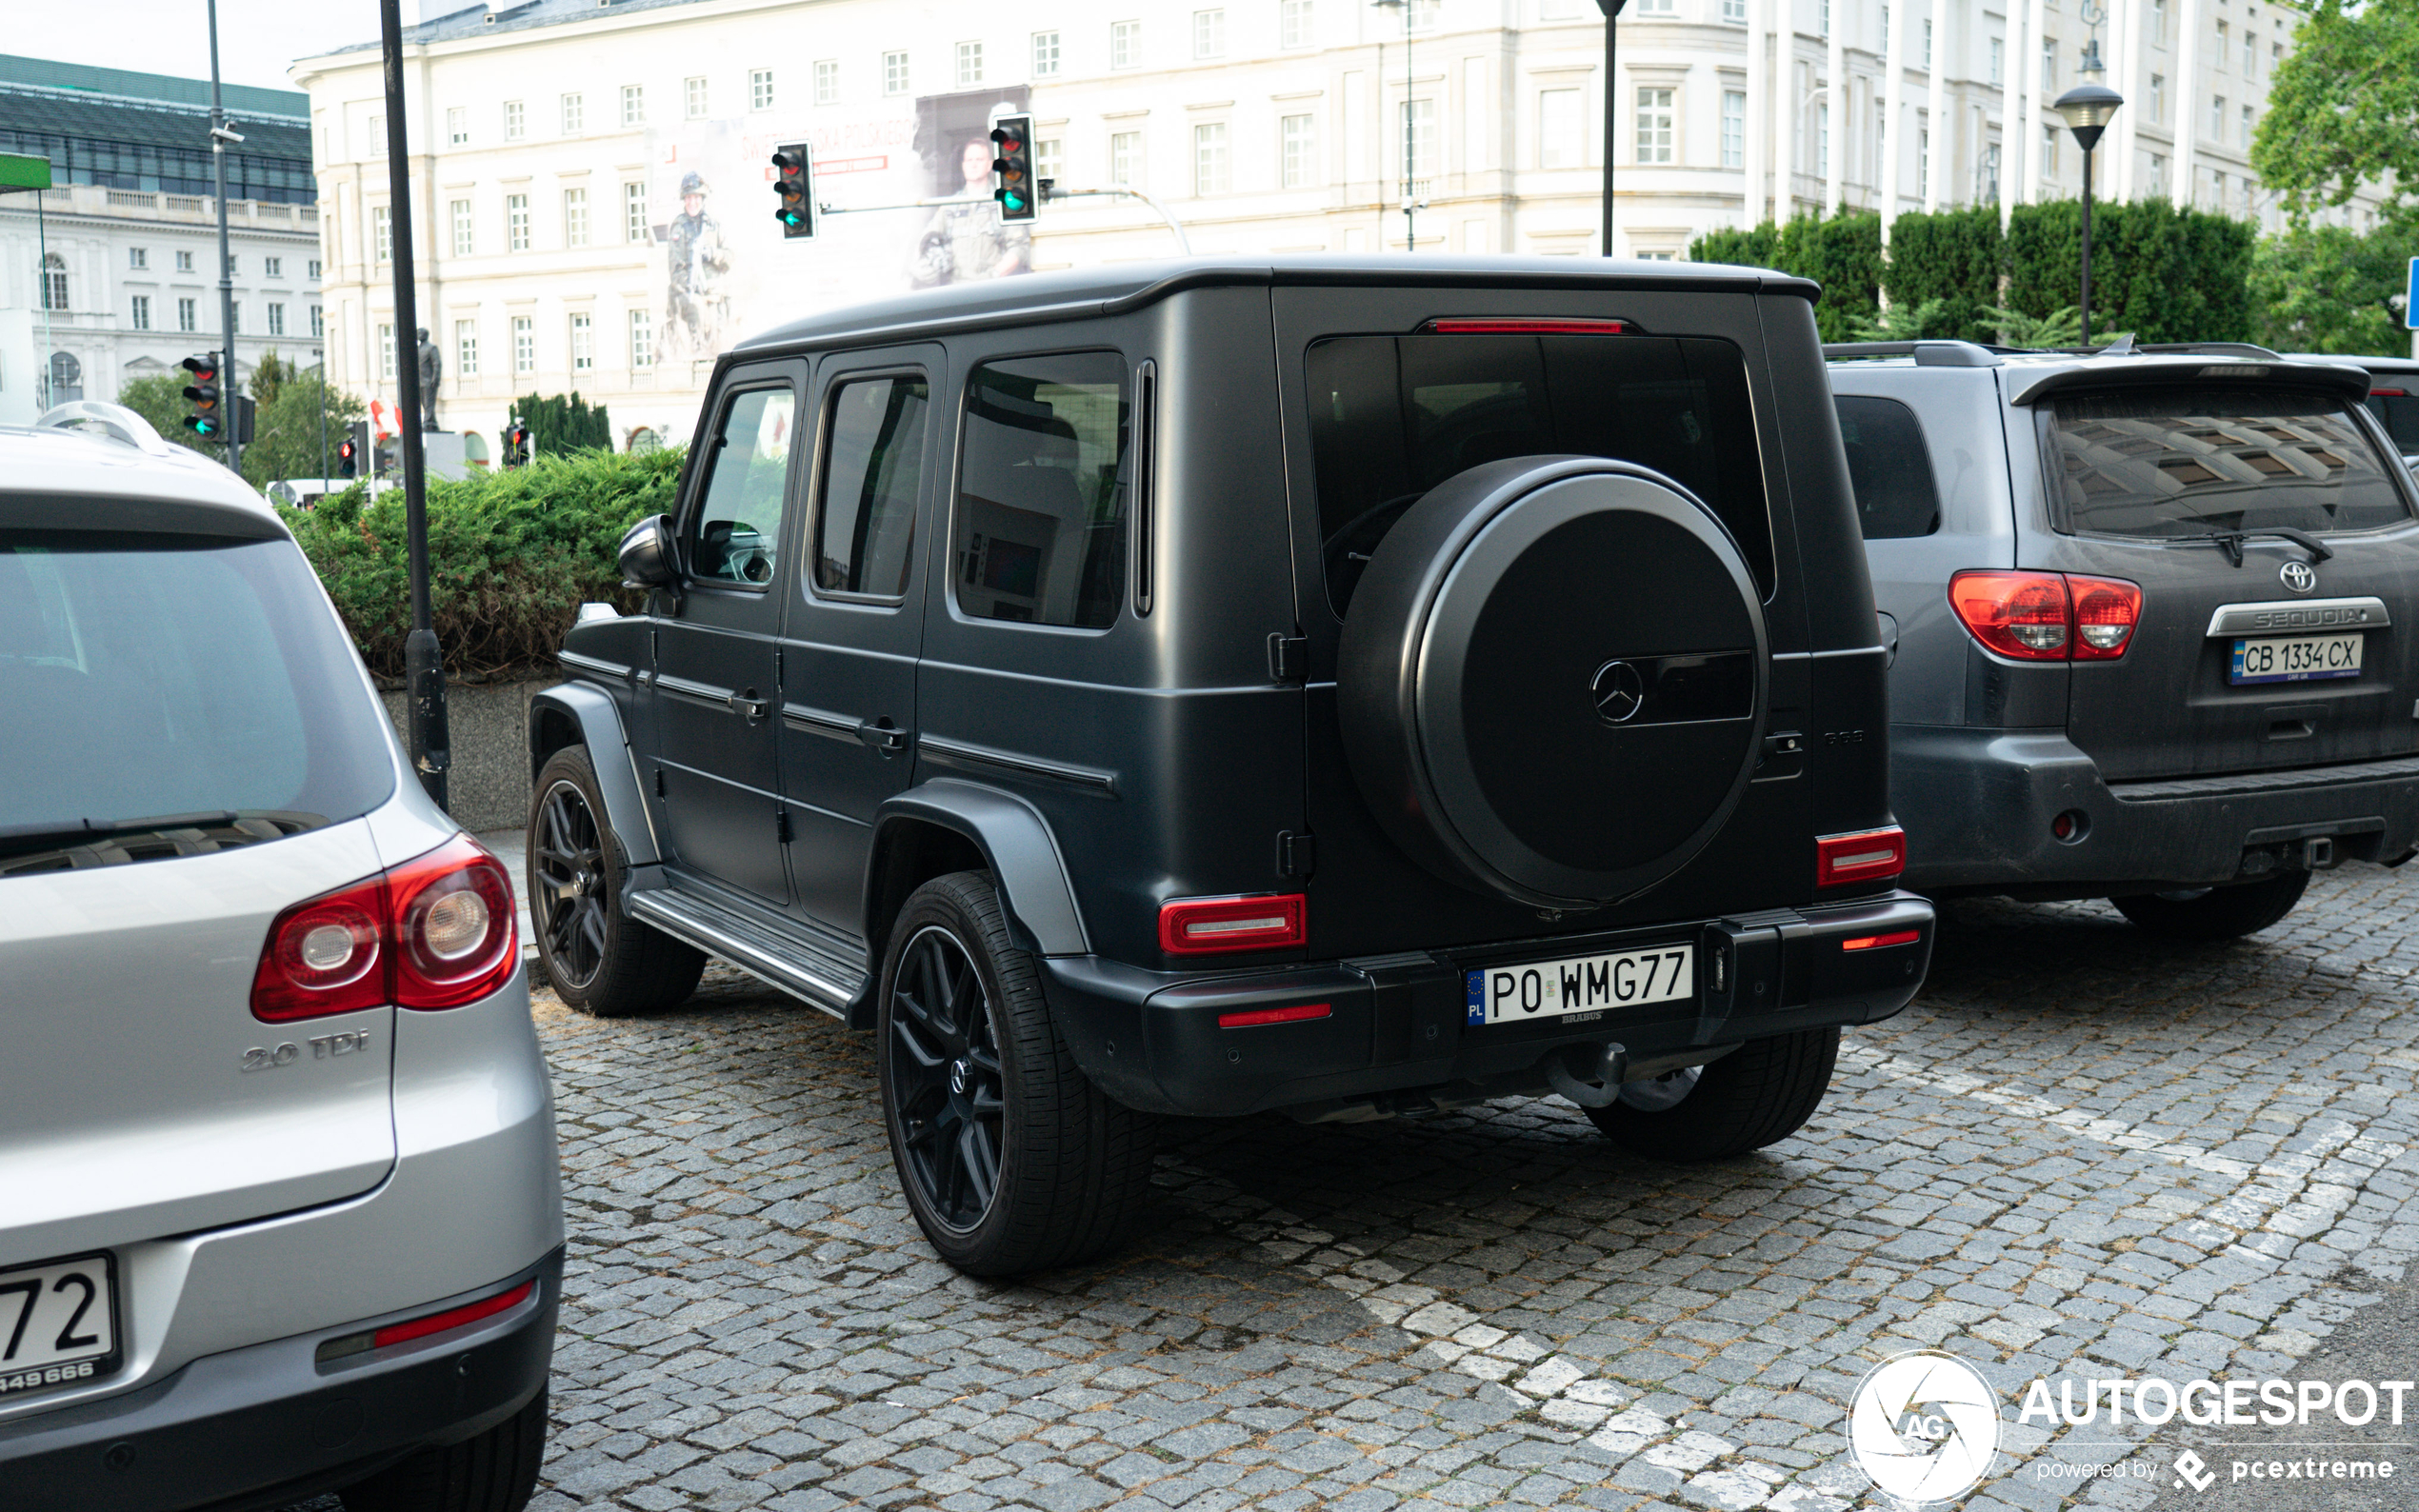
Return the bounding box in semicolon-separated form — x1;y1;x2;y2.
1584;1025;1839;1163
876;871;1156;1276
528;746;705;1016
2109;870;2310;942
341;1389;548;1512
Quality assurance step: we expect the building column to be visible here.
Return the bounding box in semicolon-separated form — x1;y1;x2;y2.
1825;8;1844;212
1744;0;1768;228
1922;0;1948;212
1878;0;1909;237
2109;0;2137;201
2172;0;2203;208
1998;3;2025;226
2020;0;2048;206
1774;11;1796;221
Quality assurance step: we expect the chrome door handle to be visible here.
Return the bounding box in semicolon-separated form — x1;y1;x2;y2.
856;719;910;753
730;689;770;723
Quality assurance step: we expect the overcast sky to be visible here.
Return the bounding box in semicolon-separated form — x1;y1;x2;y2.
8;2;434;94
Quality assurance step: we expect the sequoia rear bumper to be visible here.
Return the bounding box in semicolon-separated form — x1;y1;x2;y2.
1040;891;1932;1119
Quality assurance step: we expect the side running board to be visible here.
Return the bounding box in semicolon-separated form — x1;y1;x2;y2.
628;889;867;1020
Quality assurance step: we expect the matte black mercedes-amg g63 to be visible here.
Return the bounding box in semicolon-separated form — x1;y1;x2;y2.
529;256;1935;1274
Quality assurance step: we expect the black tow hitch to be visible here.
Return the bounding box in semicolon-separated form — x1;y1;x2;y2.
1545;1042;1629;1108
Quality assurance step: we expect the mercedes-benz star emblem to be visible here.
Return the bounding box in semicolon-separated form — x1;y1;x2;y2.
949;1059;970;1096
1591;660;1646;724
2280;560;2319;594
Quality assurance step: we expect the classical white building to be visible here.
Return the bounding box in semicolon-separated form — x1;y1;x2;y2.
293;0;2361;451
0;56;321;427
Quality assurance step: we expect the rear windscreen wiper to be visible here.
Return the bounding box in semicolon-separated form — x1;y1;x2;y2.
2192;527;2335;567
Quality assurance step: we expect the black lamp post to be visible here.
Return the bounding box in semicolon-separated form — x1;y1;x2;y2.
2052;82;2124;347
1370;0;1416;251
1596;0;1628;258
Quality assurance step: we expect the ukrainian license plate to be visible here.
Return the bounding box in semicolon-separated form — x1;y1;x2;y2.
2231;633;2364;685
0;1252;120;1402
1467;943;1694;1027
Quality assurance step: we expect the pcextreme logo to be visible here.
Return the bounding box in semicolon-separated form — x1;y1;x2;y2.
1846;1350;2003;1505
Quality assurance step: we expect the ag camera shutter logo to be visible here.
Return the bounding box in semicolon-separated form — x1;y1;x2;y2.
1847;1350;2003;1504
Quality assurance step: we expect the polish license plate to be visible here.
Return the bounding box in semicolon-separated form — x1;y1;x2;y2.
0;1252;120;1402
1467;944;1694;1026
2231;632;2364;685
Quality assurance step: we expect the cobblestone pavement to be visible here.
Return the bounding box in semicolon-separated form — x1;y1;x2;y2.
370;864;2419;1511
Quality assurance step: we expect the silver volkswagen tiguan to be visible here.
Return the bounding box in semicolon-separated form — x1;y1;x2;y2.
0;404;562;1512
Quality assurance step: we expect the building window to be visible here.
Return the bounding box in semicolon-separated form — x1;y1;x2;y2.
178;296;197;332
815;60;839;104
1816;102;1829;176
956;41;984;88
622;85;645;127
685;76;708;118
1194;9;1225;58
751;69;774;109
1636;87;1674;165
374;205;391;262
2215;21;2229;70
457;319;478;378
505;100;525;140
310;305;323;338
2241;104;2253;146
2041;38;2056;90
1402;97;1434;189
130;294;150;330
564;188;590;248
2150;74;2165;122
570;312;592;372
451;198;473;256
1282;113;1315;187
1194;122;1229;195
1032;31;1061;76
1634;0;1673;13
1722;0;1746;21
561;92;583;135
630;309;653;370
1111;129;1143;186
226;253;239;277
448;106;468;145
128;247;147;269
1983;142;2001;200
2044;123;2060;177
1111;19;1141;69
2244;26;2257;75
2153;0;2169;44
507;193;530;252
368;113;384;149
265;255;283;278
309;258;321;280
1916;129;1929;198
379;324;396;381
884;51;910;94
1539;88;1582;169
1407;0;1438;29
2149;151;2167;195
1923;18;1932;70
1283;0;1314;48
2210;92;2225;139
175;249;194;272
625;181;649;243
268;302;286;336
1721;89;1745;168
1037;137;1063;183
512;315;534;374
1819;0;1831;37
1989;36;2003;86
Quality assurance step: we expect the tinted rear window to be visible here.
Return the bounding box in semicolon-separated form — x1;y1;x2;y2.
2367;389;2419;453
0;531;394;838
1834;395;1942;539
1307;334;1769;613
2049;387;2412;538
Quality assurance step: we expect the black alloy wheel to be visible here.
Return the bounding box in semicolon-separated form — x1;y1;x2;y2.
884;924;1008;1232
532;778;609;989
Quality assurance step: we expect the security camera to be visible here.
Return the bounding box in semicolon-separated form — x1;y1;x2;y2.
210;125;246;145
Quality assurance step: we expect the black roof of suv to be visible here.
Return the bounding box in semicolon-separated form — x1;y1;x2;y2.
533;254;1935;1274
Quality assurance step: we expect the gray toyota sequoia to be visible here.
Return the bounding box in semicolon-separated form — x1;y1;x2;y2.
532;256;1934;1275
1828;339;2419;936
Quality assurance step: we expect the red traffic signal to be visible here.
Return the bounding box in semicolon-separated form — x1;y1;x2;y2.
770;144;815;238
336;436;359;477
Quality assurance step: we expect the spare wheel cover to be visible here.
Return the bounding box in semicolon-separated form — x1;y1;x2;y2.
1336;455;1768;909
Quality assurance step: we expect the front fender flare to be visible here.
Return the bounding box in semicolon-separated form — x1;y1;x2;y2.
870;779;1090;959
528;682;659;868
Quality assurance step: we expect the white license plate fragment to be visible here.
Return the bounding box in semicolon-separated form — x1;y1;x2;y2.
2231;632;2363;685
1467;944;1694;1026
0;1251;119;1401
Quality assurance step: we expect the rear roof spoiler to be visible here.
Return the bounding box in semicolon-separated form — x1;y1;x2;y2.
2005;356;2374;407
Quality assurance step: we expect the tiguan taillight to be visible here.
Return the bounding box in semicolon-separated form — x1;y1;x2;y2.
252;834;518;1022
1948;570;2141;662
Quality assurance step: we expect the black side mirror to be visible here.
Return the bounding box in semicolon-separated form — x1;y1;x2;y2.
618;513;676;589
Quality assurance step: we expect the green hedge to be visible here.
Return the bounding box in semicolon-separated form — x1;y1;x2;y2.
284;447;685;681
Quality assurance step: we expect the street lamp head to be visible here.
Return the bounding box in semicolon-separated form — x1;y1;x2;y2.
2053;84;2126;152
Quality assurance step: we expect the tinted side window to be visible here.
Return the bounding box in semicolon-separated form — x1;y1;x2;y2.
689;385;796;586
953;352;1130;629
1834;395;1942;539
1306;333;1769;614
2366;390;2419;452
815;374;929;599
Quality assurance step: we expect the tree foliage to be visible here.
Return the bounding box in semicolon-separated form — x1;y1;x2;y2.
512;390;615;456
1690;212;1881;341
2248;223;2412;355
2250;0;2419;223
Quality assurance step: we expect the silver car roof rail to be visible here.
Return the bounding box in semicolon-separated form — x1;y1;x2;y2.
33;400;185;458
1820;340;2008;367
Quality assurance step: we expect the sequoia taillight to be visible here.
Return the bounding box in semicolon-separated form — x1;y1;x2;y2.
1816;827;1906;889
1158;894;1308;955
1948;570;2141;662
252;834;519;1022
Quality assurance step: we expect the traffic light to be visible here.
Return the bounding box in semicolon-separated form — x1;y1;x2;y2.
180;353;223;439
336;432;358;478
990;115;1035;223
771;143;815;238
232;393;256;448
503;419;532;468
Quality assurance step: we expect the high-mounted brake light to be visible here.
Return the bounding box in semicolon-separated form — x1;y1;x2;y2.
1816;827;1907;889
2373;388;2409;399
252;834;519;1022
1421;317;1631;335
1841;929;1924;951
1948;570;2142;662
1158;894;1308;955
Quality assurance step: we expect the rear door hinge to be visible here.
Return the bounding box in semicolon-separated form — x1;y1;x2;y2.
1278;830;1317;879
1268;633;1309;684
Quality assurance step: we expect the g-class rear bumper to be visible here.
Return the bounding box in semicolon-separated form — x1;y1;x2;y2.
1894;728;2419;897
1039;892;1932;1119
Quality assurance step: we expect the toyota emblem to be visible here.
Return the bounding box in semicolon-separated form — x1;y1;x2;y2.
1591;660;1646;724
2279;560;2318;594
